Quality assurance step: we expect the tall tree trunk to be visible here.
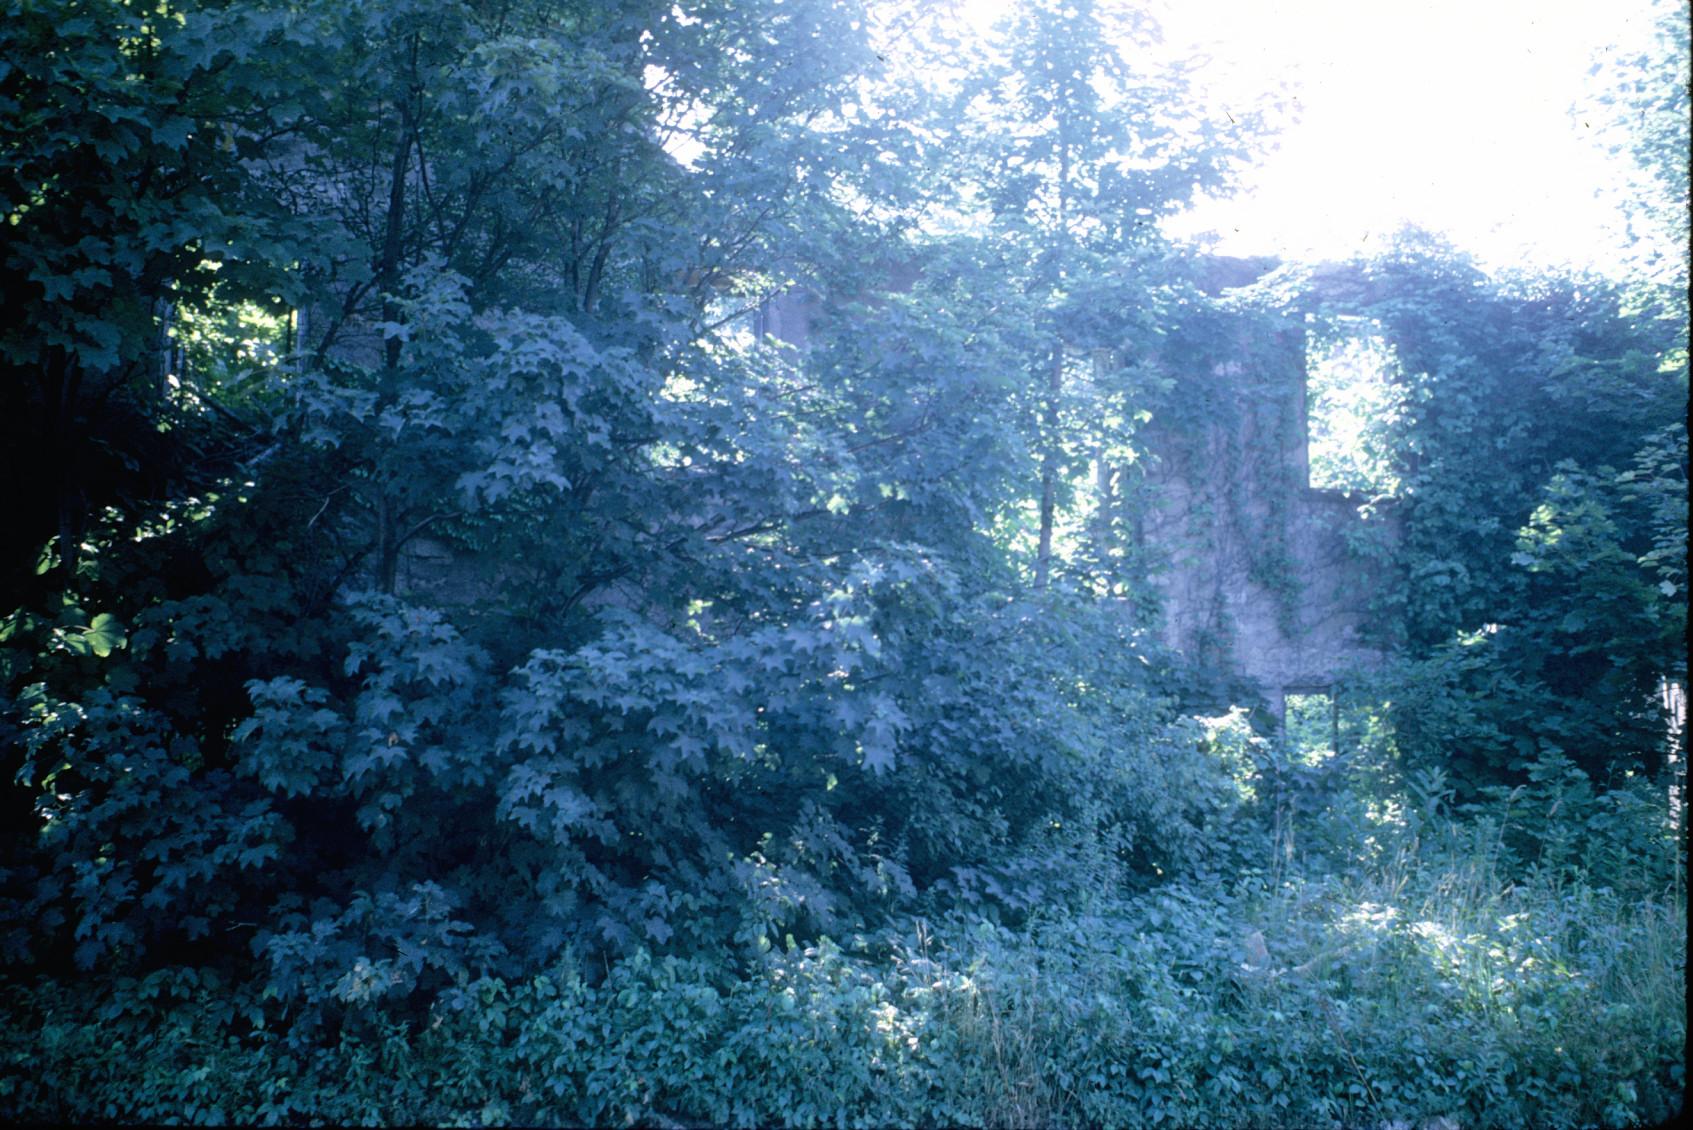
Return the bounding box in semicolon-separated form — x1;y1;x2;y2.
1035;127;1074;591
1089;350;1115;581
374;49;415;595
1092;454;1114;576
378;123;412;376
1035;344;1063;589
377;493;399;596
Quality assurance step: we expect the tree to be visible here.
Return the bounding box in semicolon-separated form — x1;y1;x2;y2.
0;0;293;593
1582;0;1691;304
2;0;1236;1008
943;0;1253;588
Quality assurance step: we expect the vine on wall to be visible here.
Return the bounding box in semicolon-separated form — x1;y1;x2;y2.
1302;244;1688;789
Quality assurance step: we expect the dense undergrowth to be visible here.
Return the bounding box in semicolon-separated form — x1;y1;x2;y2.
3;742;1683;1128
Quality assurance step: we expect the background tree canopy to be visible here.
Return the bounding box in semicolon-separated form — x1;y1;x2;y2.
0;0;1685;1125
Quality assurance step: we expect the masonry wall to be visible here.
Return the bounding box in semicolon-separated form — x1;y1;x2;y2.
1136;260;1399;720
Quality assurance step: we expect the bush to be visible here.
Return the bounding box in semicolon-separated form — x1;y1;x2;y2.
5;792;1682;1128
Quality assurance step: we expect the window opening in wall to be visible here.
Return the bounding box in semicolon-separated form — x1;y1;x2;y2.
1305;326;1403;495
1663;677;1686;845
1284;691;1338;763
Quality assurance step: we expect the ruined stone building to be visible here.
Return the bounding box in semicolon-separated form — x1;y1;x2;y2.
727;259;1404;726
1132;259;1400;724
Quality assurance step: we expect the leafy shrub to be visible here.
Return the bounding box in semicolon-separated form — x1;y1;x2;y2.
5;793;1682;1128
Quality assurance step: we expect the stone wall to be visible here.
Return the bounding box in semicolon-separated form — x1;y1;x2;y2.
1137;260;1399;722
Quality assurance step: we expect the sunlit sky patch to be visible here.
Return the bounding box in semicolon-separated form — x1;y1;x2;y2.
942;0;1672;277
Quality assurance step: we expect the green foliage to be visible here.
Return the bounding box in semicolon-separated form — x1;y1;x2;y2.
0;0;298;590
1305;333;1404;495
0;0;1247;1003
4;794;1683;1127
1;1;1684;1123
1295;239;1689;789
1580;0;1690;304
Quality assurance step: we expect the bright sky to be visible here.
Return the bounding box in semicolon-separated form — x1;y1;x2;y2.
947;0;1672;277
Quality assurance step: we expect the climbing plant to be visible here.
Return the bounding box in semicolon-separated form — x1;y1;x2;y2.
1314;236;1688;789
